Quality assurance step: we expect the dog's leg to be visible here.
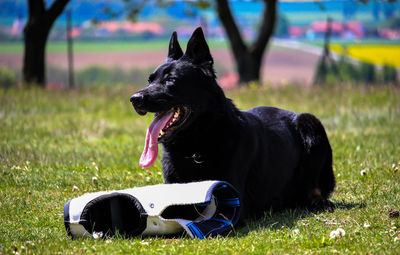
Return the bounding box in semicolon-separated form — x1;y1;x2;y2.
294;113;336;212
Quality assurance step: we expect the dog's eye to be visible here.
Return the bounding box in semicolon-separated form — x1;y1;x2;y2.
166;77;176;83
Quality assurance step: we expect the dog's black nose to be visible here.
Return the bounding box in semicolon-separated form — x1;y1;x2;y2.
130;93;148;115
130;93;144;104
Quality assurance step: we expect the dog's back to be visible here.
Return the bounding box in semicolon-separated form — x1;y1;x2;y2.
243;106;335;213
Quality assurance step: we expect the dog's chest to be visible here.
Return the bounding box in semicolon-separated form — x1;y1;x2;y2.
162;148;228;182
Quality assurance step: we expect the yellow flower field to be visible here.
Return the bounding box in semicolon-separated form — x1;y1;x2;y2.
330;44;400;68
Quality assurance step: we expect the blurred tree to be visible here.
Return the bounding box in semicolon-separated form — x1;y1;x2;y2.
215;0;277;84
275;12;289;37
382;64;397;84
23;0;70;86
359;62;376;84
313;17;339;85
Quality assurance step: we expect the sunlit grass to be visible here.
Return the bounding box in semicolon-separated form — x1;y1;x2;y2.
0;85;399;254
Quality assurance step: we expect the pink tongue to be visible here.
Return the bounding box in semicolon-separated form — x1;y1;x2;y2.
139;111;174;168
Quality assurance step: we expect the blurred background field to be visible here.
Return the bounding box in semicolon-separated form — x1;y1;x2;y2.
0;0;399;88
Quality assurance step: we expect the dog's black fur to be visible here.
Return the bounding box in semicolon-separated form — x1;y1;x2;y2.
130;27;335;221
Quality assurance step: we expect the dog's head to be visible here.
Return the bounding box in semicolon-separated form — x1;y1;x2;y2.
130;27;225;168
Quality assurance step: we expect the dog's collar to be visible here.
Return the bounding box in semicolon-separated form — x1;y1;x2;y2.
186;153;205;164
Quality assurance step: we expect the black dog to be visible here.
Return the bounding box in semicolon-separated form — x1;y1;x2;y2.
130;27;335;221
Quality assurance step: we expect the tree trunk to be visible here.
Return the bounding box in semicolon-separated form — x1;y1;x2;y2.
236;51;263;84
23;0;70;87
23;21;51;86
215;0;277;85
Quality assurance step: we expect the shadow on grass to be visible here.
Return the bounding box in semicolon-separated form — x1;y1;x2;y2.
334;200;366;210
235;200;366;236
74;201;366;240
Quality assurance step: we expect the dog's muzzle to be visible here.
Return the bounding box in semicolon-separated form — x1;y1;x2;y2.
130;92;147;115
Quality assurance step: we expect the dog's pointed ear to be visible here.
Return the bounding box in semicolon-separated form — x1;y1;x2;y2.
185;27;213;66
167;31;183;61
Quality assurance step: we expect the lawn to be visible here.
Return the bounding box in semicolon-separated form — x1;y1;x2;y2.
0;85;399;254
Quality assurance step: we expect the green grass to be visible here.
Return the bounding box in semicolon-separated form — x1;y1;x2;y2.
3;38;399;55
1;85;400;254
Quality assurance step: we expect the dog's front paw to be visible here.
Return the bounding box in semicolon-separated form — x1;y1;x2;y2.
311;197;335;213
